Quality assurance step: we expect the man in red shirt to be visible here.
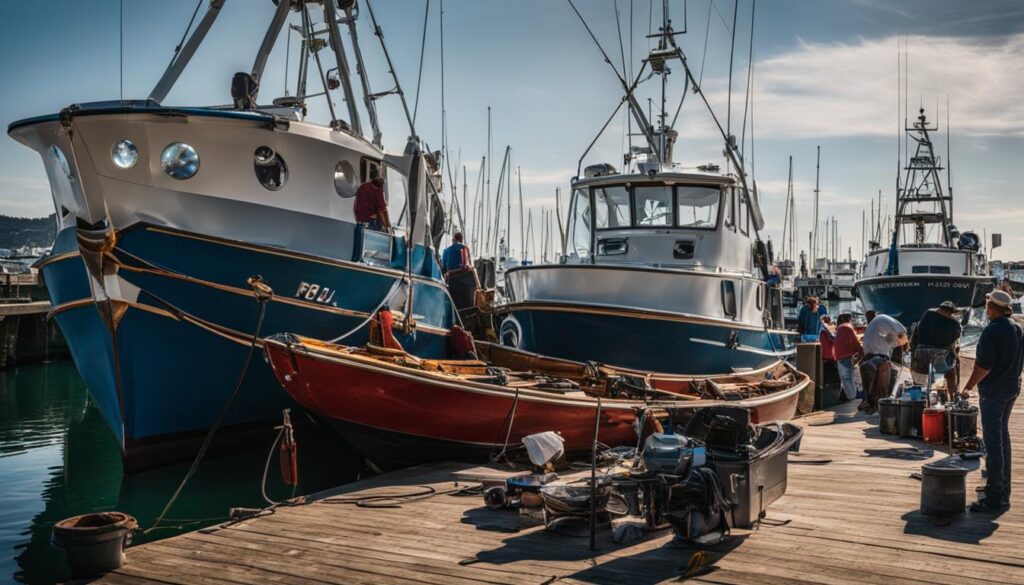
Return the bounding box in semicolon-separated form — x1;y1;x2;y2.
833;313;863;402
353;168;390;231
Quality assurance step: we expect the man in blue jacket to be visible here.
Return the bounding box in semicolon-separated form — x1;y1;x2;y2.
963;290;1023;513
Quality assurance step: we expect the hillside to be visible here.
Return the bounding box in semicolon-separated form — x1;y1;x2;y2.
0;214;56;250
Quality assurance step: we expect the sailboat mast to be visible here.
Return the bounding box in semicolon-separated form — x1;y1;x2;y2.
813;145;820;261
517;167;525;259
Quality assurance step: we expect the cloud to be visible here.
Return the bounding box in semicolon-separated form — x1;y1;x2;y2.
700;33;1024;140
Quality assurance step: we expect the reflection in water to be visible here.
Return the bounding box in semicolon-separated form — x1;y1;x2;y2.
0;361;364;584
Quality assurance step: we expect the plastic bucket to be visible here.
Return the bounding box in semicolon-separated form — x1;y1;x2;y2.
52;512;137;578
922;408;946;444
878;398;898;435
897;399;926;438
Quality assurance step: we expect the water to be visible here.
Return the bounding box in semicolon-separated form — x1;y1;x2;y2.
0;360;365;584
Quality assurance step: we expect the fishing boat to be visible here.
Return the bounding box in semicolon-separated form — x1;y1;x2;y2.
854;108;992;327
494;5;790;374
8;1;455;469
263;330;807;470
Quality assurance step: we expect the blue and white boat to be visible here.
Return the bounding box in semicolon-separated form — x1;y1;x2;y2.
8;1;456;469
854;108;993;327
496;6;790;375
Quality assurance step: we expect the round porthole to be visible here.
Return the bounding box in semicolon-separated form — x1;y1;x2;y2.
254;146;287;191
111;139;139;169
334;160;357;198
161;142;200;180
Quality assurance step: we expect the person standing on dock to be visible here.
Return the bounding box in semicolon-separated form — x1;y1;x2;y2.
858;313;908;414
354;168;390;232
834;313;863;402
909;301;962;402
797;296;825;343
962;290;1023;513
441;232;477;313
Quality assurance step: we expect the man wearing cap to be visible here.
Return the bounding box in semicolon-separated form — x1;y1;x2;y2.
909;301;963;402
963;289;1023;513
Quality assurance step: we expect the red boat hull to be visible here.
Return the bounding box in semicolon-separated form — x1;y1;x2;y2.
264;338;802;469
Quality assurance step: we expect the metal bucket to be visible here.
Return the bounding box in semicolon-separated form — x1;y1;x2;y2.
52;512;137;578
920;457;970;515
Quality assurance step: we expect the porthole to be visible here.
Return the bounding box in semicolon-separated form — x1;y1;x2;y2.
334;160;357;197
161;143;200;180
254;146;287;191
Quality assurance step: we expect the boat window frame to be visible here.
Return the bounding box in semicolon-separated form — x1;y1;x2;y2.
382;162;409;235
567;187;595;261
589;182;724;232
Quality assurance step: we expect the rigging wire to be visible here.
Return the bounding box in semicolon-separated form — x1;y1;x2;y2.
167;0;204;67
740;0;756;162
412;0;431;126
725;0;739;138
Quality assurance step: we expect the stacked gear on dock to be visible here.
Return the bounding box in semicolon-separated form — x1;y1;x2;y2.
478;408;803;547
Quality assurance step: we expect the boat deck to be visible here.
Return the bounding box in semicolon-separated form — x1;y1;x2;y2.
94;401;1024;585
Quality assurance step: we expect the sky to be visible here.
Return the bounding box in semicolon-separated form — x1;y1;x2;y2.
1;0;1023;260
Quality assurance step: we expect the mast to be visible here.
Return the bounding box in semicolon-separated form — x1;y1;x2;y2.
321;0;363;135
517;166;525;260
813;145;820;261
342;3;383;146
780;155;792;263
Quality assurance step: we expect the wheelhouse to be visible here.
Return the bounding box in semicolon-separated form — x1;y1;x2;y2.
564;172;757;274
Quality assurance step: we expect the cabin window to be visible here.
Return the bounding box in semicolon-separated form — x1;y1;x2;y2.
737;188;750;235
756;283;764;311
721;280;738;318
633;185;673;227
911;266;951;274
676;186;720;230
568;189;593;258
723;188;735;230
361;158;381;183
594;185;631;229
384;166;408;233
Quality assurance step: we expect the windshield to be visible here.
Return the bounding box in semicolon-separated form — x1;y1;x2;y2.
676;186;720;229
594;185;631;229
633;185;673;227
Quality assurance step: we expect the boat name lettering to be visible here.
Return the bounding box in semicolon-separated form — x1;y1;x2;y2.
295;281;337;305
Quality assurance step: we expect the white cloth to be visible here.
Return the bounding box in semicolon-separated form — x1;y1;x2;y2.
862;314;907;356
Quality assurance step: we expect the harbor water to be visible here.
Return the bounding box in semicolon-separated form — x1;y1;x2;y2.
0;360;364;584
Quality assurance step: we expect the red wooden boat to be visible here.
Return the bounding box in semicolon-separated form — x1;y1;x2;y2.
264;332;807;470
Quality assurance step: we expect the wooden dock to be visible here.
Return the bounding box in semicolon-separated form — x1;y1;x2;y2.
96;401;1024;585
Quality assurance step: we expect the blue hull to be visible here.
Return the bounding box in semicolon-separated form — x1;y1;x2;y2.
854;275;992;328
500;305;790;375
42;224;455;469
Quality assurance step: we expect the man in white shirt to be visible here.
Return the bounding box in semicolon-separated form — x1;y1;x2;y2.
857;313;909;414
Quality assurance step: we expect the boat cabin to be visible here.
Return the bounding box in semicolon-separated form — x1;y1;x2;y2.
564;169;757;276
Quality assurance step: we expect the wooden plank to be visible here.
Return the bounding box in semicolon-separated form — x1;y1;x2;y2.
93;393;1024;584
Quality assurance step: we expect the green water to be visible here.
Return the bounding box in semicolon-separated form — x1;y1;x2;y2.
0;360;365;584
